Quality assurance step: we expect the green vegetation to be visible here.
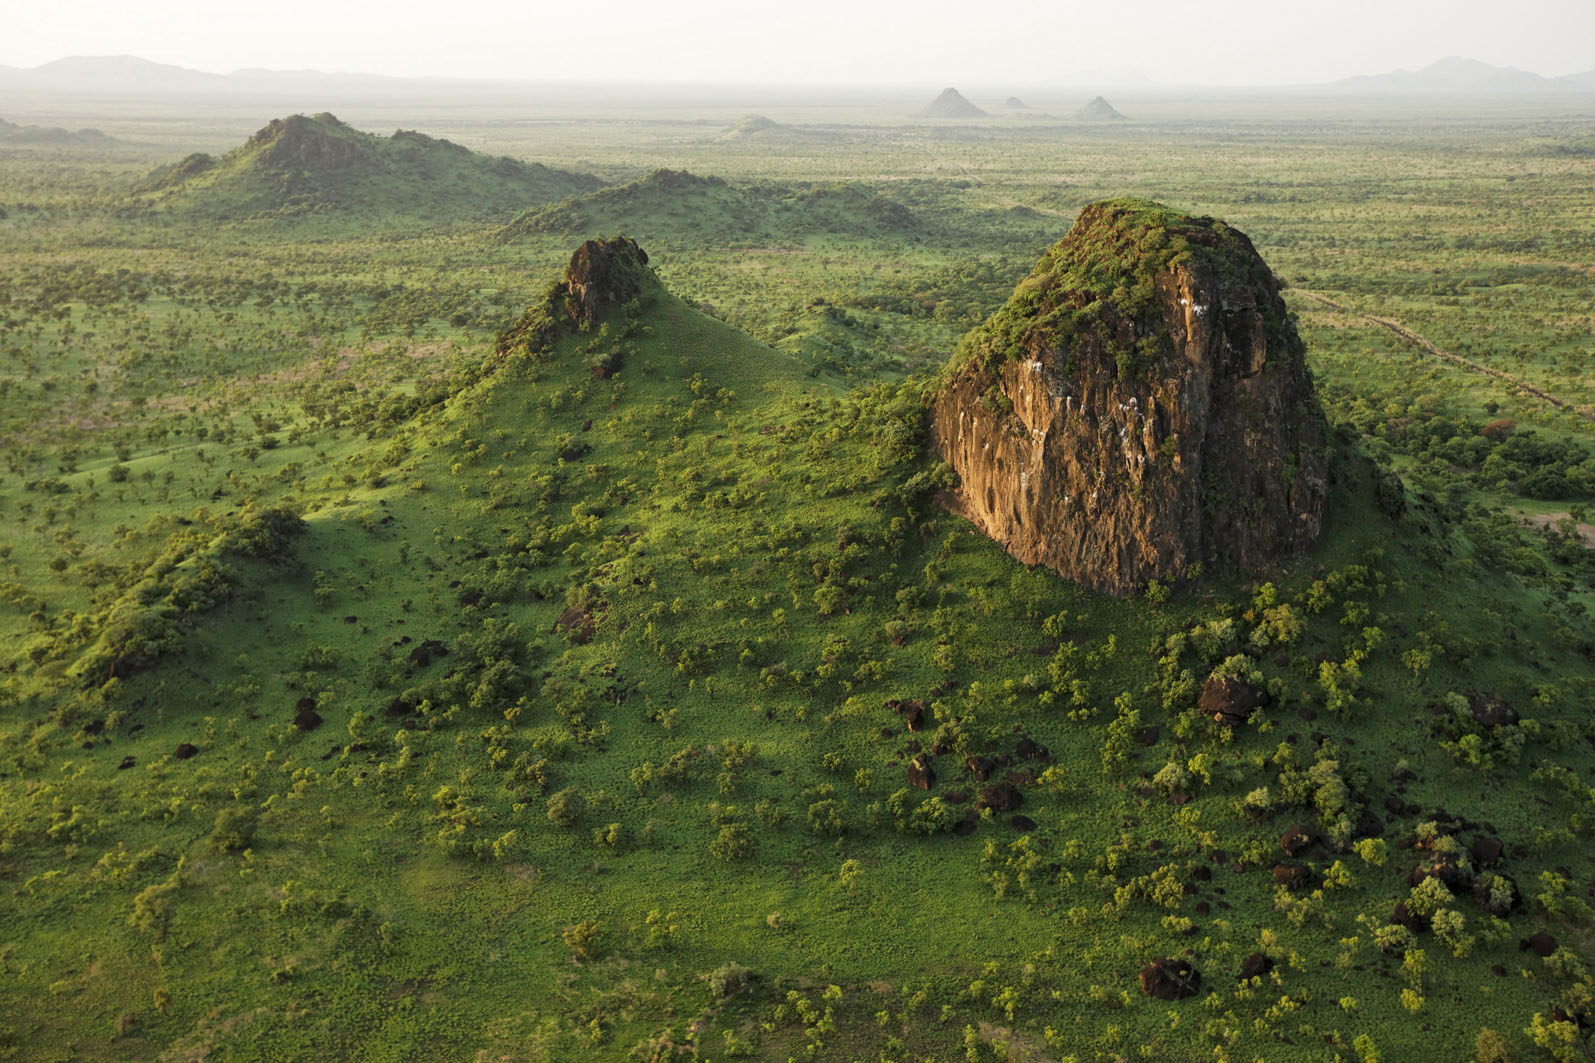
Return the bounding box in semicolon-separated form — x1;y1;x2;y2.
0;94;1592;1062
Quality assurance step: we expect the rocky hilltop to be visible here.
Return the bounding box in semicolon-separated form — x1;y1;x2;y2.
930;199;1328;595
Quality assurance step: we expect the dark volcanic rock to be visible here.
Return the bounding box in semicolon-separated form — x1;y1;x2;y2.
1200;674;1271;727
1525;931;1559;958
1280;824;1315;857
930;200;1328;596
174;743;198;760
408;639;449;668
977;780;1023;813
1390;900;1428;932
1139;957;1201;1000
1272;863;1313;890
888;698;927;732
1238;952;1273;980
908;754;935;790
1468;692;1518;729
1473;836;1505;868
294;697;323;732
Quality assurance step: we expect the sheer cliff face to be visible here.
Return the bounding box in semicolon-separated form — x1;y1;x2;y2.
930;200;1328;597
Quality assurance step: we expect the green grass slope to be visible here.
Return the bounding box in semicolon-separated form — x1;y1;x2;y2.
1;242;1594;1062
133;112;600;226
497;168;922;248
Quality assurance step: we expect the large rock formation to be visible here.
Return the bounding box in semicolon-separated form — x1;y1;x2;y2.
930;199;1328;596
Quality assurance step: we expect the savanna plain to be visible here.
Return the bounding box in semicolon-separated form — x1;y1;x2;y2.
2;86;1595;1062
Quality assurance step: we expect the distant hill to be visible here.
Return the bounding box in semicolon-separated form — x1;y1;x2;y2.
917;87;987;118
0;54;221;93
496;168;920;247
0;116;117;147
1336;56;1554;93
721;114;781;138
1004;96;1028;109
136;112;599;224
1073;96;1127;121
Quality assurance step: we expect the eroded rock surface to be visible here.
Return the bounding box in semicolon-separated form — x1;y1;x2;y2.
930;199;1328;596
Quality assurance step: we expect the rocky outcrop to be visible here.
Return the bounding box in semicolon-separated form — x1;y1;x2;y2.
496;237;654;359
930;199;1328;596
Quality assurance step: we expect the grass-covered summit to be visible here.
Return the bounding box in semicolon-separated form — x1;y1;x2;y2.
136;112;600;224
960;198;1290;372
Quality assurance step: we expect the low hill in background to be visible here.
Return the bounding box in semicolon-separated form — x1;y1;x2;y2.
135;112;600;224
917;87;987;118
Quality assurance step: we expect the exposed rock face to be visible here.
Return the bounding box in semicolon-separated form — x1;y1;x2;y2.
496;237;654;359
930;199;1328;596
563;237;650;328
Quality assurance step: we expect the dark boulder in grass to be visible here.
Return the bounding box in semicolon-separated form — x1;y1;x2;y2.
1139;957;1201;1000
977;780;1023;813
1200;674;1271;727
174;743;198;760
1280;824;1315;857
1524;931;1559;958
1272;863;1313;890
1472;835;1505;868
908;754;936;790
1238;952;1273;980
1468;692;1519;729
294;697;323;732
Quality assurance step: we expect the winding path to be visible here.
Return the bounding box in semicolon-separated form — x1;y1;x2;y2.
1292;290;1595;424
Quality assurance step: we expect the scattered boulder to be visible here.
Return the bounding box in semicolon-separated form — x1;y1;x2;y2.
1468;692;1518;729
1408;855;1470;893
174;743;198;760
1011;814;1037;831
1473;836;1505;868
954;815;978;837
908;754;935;791
1238;953;1273;981
1390;900;1428;932
1280;824;1315;857
1201;675;1271;727
942;788;969;805
1139;957;1201;1001
1525;931;1559;958
966;755;995;781
294;697;323;732
556;604;599;644
118;755;136;770
1272;863;1313;890
1015;736;1050;761
1474;873;1522;917
408;639;449;667
977;780;1023;813
887;698;927;732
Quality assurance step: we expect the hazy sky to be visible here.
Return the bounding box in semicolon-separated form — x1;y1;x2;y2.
7;0;1595;85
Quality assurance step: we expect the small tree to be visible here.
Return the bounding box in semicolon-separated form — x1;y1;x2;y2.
546;788;586;829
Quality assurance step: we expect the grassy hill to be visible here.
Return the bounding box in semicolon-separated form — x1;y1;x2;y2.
134;112;600;226
2;233;1594;1061
497;168;922;247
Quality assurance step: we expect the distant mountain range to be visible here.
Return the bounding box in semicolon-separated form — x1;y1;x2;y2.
1;53;1593;96
1336;56;1595;93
